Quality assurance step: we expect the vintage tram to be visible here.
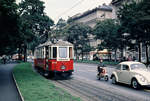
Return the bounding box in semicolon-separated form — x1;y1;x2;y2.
34;40;74;78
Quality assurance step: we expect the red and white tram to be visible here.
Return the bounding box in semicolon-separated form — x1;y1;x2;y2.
34;40;74;78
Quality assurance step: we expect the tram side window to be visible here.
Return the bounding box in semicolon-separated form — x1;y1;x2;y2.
43;48;44;58
53;47;57;58
39;48;41;58
36;51;38;58
40;48;42;58
69;47;73;59
49;47;51;59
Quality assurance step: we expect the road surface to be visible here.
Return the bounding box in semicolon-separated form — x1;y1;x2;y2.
0;63;21;101
53;63;150;101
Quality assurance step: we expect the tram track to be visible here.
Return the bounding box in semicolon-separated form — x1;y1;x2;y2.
33;63;150;101
53;80;99;101
61;79;133;101
52;78;149;101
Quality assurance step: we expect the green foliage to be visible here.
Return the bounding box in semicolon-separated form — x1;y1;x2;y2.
56;18;67;29
117;0;150;62
50;18;67;39
67;17;74;24
64;23;92;57
118;0;150;44
18;0;54;44
16;0;54;61
13;63;81;101
0;0;19;55
0;0;54;56
93;19;120;51
75;60;119;65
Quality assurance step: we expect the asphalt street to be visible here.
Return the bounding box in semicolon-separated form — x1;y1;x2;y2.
0;64;21;101
72;63;150;101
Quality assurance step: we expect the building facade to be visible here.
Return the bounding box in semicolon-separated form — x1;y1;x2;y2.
70;4;113;28
69;4;113;48
68;4;114;60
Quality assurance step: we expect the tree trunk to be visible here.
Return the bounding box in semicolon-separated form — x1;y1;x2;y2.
138;43;141;62
109;53;111;61
24;44;27;62
114;49;117;62
145;43;149;64
121;48;123;58
75;49;78;60
18;44;22;60
82;49;83;61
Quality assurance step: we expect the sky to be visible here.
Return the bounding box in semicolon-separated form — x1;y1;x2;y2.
17;0;112;23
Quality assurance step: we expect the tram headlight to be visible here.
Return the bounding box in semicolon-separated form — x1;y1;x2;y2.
61;65;66;70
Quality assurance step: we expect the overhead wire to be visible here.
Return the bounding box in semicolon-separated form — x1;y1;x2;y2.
56;0;85;21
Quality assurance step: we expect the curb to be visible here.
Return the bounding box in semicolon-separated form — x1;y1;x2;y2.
12;74;25;101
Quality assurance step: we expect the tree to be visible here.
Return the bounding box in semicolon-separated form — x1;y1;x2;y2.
18;0;54;61
117;0;150;63
50;18;67;40
0;0;19;56
64;23;92;60
56;18;67;29
19;0;54;41
93;19;120;61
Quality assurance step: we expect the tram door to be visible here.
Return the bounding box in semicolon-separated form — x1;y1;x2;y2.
45;46;49;70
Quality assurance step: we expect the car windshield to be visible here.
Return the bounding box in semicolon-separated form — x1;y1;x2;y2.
130;63;147;70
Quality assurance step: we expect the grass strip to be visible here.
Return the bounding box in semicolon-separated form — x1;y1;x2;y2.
13;63;81;101
75;60;119;65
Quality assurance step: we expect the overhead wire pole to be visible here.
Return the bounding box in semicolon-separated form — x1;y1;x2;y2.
56;0;85;21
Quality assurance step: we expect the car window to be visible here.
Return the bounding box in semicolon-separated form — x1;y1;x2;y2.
122;65;129;71
116;64;121;70
130;63;147;70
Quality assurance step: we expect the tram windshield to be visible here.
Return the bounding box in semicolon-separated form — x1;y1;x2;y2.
59;47;67;58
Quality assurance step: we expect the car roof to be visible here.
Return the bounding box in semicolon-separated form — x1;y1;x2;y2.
120;61;143;65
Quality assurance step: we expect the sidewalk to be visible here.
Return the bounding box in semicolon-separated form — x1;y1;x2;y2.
0;64;21;101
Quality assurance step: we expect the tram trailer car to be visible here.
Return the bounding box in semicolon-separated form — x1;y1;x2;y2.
34;40;74;78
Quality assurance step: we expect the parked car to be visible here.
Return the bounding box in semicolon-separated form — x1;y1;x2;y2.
110;61;150;89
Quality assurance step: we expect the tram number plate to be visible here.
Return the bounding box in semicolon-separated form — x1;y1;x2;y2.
52;62;57;64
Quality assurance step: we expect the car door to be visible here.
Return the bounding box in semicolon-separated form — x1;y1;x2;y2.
119;64;130;84
115;64;122;82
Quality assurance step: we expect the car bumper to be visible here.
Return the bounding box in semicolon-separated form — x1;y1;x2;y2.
140;82;150;87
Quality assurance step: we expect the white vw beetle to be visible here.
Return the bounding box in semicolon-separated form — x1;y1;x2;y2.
111;61;150;89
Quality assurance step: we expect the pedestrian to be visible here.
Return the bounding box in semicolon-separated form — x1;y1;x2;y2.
3;57;6;64
127;55;132;61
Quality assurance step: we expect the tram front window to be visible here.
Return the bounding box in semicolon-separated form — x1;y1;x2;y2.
59;47;67;58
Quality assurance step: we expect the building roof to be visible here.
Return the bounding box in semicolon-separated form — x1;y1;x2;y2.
71;4;112;21
111;0;122;5
111;0;132;6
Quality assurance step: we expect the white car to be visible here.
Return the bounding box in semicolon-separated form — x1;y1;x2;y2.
111;61;150;89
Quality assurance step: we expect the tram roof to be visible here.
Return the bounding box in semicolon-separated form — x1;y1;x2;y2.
53;40;73;46
36;40;73;48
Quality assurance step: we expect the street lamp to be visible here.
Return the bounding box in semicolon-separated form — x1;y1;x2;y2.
122;33;130;58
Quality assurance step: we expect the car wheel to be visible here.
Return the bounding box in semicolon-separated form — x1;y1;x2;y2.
131;79;140;89
104;75;109;81
112;76;117;84
97;74;101;80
